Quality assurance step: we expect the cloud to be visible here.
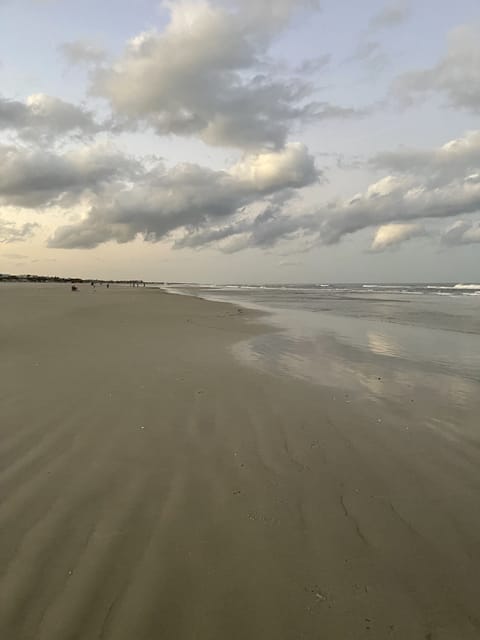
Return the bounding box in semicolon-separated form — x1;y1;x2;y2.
393;23;480;111
315;102;368;120
0;93;101;141
48;143;319;248
230;142;318;191
344;40;389;73
369;1;410;30
314;131;480;245
0;219;38;244
296;54;331;74
370;223;424;251
318;176;480;246
441;220;480;246
174;204;318;252
0;143;140;208
91;0;359;149
44;130;480;253
59;40;107;66
371;129;480;186
205;130;480;251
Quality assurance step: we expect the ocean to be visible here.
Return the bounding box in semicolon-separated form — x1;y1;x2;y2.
164;283;480;412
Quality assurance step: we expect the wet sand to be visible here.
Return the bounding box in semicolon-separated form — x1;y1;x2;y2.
1;283;480;639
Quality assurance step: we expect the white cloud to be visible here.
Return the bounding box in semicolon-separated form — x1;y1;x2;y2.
371;223;424;251
90;0;359;149
230;143;318;191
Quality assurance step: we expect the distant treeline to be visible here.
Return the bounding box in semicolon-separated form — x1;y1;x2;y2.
0;274;145;285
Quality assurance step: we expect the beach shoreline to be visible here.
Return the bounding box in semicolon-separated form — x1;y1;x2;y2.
1;283;480;639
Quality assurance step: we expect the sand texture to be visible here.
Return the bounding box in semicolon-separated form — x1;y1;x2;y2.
1;284;480;640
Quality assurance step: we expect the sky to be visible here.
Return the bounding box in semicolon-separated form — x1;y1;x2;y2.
0;0;479;283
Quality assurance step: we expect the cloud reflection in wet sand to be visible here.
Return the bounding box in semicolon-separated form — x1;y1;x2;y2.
232;315;480;413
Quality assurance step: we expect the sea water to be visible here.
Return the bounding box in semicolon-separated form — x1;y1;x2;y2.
164;283;480;409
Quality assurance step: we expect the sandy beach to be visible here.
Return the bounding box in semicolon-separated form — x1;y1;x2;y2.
1;283;480;640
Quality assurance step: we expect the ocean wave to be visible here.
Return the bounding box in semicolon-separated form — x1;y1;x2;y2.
362;284;405;289
454;284;480;290
426;284;480;291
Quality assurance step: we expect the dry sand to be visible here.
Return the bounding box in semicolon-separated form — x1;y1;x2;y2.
1;283;480;640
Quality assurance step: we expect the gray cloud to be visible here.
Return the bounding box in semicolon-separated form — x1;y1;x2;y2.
45;130;480;253
315;102;368;120
0;219;38;244
0;144;140;208
0;93;101;141
312;132;480;246
296;54;331;74
173;203;321;252
371;130;480;187
369;1;410;30
91;0;359;149
344;40;389;74
346;1;410;76
393;24;480;111
441;220;480;246
48;143;319;248
59;40;107;66
318;175;480;245
177;209;328;253
187;130;480;252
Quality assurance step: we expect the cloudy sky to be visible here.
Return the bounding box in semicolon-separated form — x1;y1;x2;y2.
0;0;479;282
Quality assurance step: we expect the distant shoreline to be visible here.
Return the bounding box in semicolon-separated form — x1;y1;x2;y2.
0;274;146;285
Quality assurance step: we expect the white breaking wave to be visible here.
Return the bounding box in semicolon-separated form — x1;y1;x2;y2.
426;284;480;290
362;284;405;288
453;284;480;290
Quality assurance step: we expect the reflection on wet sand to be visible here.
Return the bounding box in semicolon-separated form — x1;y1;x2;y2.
367;331;401;358
232;305;480;425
